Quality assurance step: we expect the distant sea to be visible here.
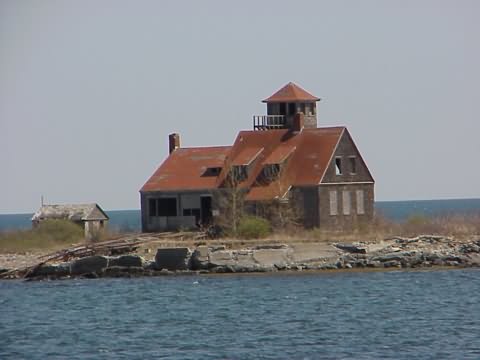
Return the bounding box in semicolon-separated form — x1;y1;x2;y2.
0;199;479;232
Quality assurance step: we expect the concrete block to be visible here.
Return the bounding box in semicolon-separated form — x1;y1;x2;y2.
155;248;191;271
71;256;109;275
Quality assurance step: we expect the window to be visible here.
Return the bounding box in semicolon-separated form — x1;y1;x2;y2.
343;191;351;215
262;164;280;181
267;103;273;115
231;165;248;182
149;198;157;216
310;103;316;115
349;156;357;174
149;198;177;217
335;157;342;175
329;191;338;216
356;190;365;215
204;167;222;176
299;103;306;114
288;102;296;115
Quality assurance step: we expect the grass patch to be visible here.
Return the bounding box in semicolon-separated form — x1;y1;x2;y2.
237;216;272;239
0;219;85;253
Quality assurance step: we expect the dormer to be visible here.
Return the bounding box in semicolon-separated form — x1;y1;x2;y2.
253;82;320;131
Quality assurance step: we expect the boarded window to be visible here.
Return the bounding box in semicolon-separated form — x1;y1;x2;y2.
329;191;338;216
343;191;351;215
335;157;342;175
349;157;357;174
356;190;365;215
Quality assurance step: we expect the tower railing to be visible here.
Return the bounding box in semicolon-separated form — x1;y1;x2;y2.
253;115;286;130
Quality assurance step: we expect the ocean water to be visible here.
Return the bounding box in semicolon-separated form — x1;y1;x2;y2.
1;198;479;232
1;269;480;359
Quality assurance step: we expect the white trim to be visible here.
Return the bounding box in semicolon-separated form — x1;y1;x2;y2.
320;181;374;186
245;147;264;166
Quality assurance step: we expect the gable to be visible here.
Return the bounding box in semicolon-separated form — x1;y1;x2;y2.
321;128;374;184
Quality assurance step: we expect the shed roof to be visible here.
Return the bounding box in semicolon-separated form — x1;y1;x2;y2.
262;82;320;103
32;204;109;222
141;146;231;192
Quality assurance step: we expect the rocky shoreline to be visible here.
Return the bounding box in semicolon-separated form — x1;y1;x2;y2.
1;234;480;280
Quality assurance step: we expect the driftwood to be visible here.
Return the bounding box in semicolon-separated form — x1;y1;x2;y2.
0;231;206;279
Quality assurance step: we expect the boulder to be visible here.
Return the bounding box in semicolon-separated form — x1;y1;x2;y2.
383;260;401;268
28;263;70;278
253;248;289;269
71;256;109;276
109;255;144;268
334;243;367;254
235;252;257;272
155;248;192;271
191;246;210;270
208;250;235;267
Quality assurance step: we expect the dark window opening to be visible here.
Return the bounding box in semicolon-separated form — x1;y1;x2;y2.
311;103;316;115
267;103;273;115
203;167;222;177
149;198;157;216
262;164;281;181
231;165;248;183
149;198;177;217
335;157;342;175
279;103;286;116
349;157;357;174
200;196;213;225
288;103;296;115
158;198;177;216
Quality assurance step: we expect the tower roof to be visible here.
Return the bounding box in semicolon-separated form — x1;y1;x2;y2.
262;82;320;103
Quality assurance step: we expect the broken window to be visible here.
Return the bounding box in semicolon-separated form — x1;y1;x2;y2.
342;191;351;215
356;190;365;215
349;156;357;174
262;164;281;181
203;167;222;176
335;157;342;175
329;191;338;216
231;165;248;183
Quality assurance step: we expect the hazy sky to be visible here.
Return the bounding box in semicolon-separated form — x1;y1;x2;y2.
1;0;479;213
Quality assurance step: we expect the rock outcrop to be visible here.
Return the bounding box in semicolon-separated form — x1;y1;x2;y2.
14;235;480;280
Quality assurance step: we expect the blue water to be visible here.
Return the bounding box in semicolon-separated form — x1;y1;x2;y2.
1;269;479;359
1;198;479;232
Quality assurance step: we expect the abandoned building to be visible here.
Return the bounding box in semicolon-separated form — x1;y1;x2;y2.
140;82;374;232
32;203;109;240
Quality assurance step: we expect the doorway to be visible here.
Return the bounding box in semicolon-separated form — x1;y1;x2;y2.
200;196;213;226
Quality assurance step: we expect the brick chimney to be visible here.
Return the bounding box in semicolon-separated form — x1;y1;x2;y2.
292;113;305;132
169;133;180;154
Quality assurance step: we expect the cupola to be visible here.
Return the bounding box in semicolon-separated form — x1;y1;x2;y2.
253;82;320;131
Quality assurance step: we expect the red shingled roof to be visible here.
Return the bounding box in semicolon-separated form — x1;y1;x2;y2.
141;127;348;201
262;82;320;103
140;146;231;192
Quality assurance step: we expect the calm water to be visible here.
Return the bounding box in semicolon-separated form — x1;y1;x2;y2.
1;269;480;359
1;198;480;232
